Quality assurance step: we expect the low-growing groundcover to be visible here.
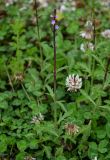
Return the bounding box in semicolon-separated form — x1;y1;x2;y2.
0;0;110;159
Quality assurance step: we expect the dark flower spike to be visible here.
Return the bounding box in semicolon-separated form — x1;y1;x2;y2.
51;19;56;25
51;9;59;30
55;25;59;30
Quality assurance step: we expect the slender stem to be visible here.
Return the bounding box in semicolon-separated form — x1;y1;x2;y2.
53;9;57;98
21;83;31;101
34;0;40;40
91;0;96;92
104;57;110;82
53;9;57;124
34;0;43;67
5;65;15;92
93;6;96;49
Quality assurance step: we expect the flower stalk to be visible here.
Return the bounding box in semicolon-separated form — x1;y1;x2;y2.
51;9;59;124
34;0;43;68
104;56;110;83
53;9;57;98
90;0;96;92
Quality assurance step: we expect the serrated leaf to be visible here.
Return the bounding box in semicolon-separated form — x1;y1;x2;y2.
17;140;27;151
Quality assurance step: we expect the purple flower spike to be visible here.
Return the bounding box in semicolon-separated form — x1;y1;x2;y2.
55;15;58;19
55;25;59;30
51;20;56;25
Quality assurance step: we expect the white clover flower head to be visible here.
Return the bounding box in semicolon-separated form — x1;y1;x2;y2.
65;123;80;135
60;5;68;12
31;113;44;124
80;42;94;52
28;0;33;4
24;156;36;160
29;0;48;8
99;0;110;8
66;74;82;92
31;116;40;124
38;0;48;8
80;31;93;39
19;6;27;12
80;20;93;40
85;20;93;29
92;156;97;160
71;1;77;11
38;113;44;121
101;29;110;38
59;0;76;12
5;0;17;6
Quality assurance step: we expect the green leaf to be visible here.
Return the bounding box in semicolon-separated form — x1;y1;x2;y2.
56;101;67;112
106;123;110;138
0;101;8;109
46;85;54;100
80;89;96;106
43;146;52;159
29;139;38;149
0;142;7;153
16;152;25;160
96;129;106;139
66;22;79;34
0;134;7;153
17;140;27;151
98;140;108;153
88;142;98;159
41;43;53;58
56;156;66;160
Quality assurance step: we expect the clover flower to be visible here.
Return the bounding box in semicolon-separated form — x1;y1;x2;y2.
99;0;110;9
65;123;80;135
101;29;110;38
85;20;93;30
14;73;24;81
38;0;48;7
29;0;48;8
66;74;82;92
80;20;93;40
31;113;44;124
5;0;17;6
80;42;94;52
80;31;93;39
60;1;76;12
24;156;36;160
92;157;97;160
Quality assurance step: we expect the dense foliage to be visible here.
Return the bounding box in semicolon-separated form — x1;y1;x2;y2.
0;0;110;159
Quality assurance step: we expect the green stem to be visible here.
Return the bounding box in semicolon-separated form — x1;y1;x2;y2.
5;65;15;92
21;83;31;101
53;9;57;124
34;0;43;68
90;0;96;94
103;56;110;84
